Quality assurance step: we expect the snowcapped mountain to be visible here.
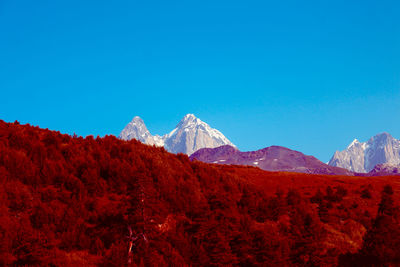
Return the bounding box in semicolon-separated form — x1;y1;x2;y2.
119;116;158;145
328;133;400;173
163;114;235;155
190;145;354;175
119;114;235;155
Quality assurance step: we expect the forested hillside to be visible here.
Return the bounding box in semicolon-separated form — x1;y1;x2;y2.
1;120;400;266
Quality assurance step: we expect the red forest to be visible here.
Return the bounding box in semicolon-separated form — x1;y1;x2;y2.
1;120;400;266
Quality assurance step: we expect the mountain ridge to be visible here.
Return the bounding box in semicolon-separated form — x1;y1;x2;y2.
190;145;354;175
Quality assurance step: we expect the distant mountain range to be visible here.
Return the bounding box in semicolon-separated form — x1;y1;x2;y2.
328;133;400;173
190;145;354;175
119;114;235;155
120;115;400;176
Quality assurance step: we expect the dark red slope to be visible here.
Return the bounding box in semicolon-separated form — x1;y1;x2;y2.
190;145;354;175
1;120;400;266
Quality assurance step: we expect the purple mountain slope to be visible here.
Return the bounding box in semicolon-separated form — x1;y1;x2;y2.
367;163;400;176
190;145;354;176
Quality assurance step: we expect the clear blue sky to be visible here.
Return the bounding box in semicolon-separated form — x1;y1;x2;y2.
1;0;399;162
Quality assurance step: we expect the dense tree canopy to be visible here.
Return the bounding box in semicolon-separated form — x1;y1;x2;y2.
0;120;399;266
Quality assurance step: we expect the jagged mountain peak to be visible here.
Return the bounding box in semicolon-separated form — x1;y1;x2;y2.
347;139;360;149
119;116;154;144
130;116;145;124
175;114;204;129
119;114;234;155
165;114;235;155
374;132;392;138
182;113;197;121
329;133;400;173
368;132;394;144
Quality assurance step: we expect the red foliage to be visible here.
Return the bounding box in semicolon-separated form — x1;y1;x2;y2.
1;120;400;266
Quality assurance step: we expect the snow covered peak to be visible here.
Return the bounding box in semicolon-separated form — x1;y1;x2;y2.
374;132;392;138
131;116;144;123
176;114;202;128
119;116;157;145
119;114;235;155
347;139;360;149
369;132;393;144
182;113;197;121
329;133;400;173
165;114;235;155
127;116;147;132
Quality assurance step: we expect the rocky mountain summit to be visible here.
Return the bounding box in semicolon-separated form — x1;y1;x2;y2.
119;114;235;155
328;133;400;173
